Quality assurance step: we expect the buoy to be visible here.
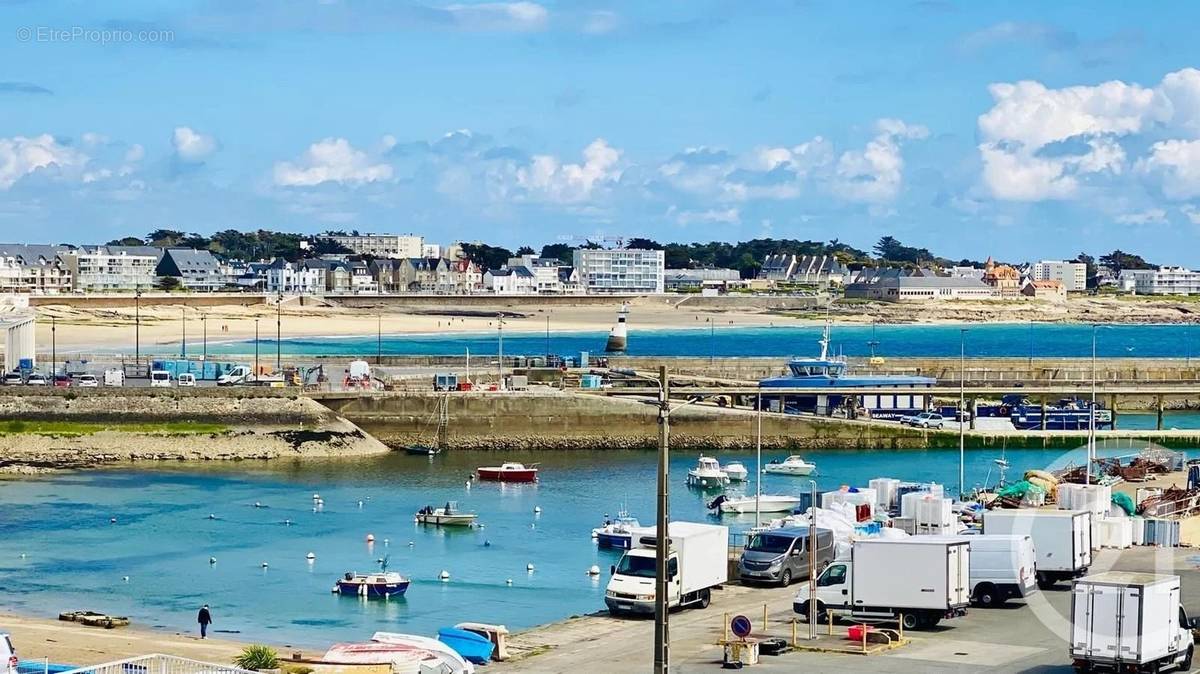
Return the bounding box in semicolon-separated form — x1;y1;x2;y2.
466;481;471;490
110;517;117;524
383;538;389;546
312;493;320;500
306;552;316;561
588;565;600;576
408;541;415;547
534;506;542;514
313;508;318;513
526;563;535;572
358;500;364;508
254;501;262;508
439;570;450;581
284;519;291;526
484;540;491;547
19;553;26;559
122;576;129;582
366;534;375;542
261;562;269;568
506;578;513;586
209;557;217;564
208;514;216;520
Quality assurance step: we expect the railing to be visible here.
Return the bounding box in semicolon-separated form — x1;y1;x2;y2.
57;655;254;674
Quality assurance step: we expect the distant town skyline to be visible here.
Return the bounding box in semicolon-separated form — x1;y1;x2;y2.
4;2;1200;264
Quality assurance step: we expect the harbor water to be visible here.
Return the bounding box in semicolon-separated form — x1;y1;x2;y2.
192;323;1200;359
0;443;1173;647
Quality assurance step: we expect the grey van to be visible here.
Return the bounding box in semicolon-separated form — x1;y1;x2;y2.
738;527;835;586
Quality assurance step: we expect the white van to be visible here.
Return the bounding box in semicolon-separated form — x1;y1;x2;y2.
104;368;125;387
149;370;172;387
922;534;1038;607
177;373;197;387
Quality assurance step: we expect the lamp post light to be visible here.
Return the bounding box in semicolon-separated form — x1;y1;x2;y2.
377;314;382;365
202;314;207;362
51;316;56;378
497;315;505;390
1088;324;1098;486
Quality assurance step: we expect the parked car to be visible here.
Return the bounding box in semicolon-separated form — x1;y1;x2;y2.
25;373;47;386
1;631;16;674
2;372;22;385
53;374;71;388
177;373;197;387
76;374;99;388
739;527;835;586
902;411;945;429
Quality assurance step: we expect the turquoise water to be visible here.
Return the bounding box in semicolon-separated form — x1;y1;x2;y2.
0;444;1173;647
185;323;1200;359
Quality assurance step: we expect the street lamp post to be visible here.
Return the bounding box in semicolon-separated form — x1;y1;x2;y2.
709;318;715;365
1028;320;1035;368
51;317;56;377
202;314;207;361
134;288;141;368
181;308;187;359
377;314;382;365
1088;325;1097;486
254;319;260;377
959;328;967;499
497;315;505;390
276;292;282;373
653;364;671;674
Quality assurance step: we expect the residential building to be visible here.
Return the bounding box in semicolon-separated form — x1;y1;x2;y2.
321;233;424;258
485;267;537;294
508;255;564;293
64;245;161;292
348;260;379;293
1120;266;1200;295
558;266;582;294
0;244;73;294
664;268;744;292
445;258;483;294
300;259;351;293
265;258;325;294
573;248;665;294
844;268;999;302
1021;279;1067;301
422;243;442;259
949;265;984;280
156;249;224;292
758;254;847;285
981;256;1021;297
1031;260;1087;292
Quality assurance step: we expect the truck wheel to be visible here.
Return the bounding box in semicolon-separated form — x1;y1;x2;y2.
900;613;921;631
780;569;793;586
974;583;999;607
1036;573;1057;590
1181;645;1193;671
697;588;711;609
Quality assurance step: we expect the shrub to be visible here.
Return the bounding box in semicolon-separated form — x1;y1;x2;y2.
234;645;279;671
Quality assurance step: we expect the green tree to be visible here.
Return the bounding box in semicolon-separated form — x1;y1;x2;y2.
106;236;145;246
539;243;572;263
625;237;663;250
516;245;536;256
459;243;513;270
156;276;181;292
1099;249;1154;273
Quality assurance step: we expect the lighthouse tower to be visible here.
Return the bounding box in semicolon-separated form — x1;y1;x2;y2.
604;302;630;352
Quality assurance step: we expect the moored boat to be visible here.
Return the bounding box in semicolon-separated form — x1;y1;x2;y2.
592;511;645;549
710;494;802;514
404;444;439;456
416;502;478;527
476;462;539;483
763;455;816;476
437;627;495;664
685;455;730;489
723;461;749;482
369;632;476;674
333;571;410;598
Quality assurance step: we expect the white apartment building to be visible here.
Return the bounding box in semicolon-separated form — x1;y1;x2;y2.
508;255;563;293
1031;260;1087;292
266;260;326;294
64;246;160;292
322;233;424;258
1120;266;1200;295
572;248;665;294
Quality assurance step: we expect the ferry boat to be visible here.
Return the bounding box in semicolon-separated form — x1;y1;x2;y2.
685;455;730;489
1006;397;1115;431
758;324;935;420
416;502;478;527
333;571;410;598
592;511;645;549
476;462;539;483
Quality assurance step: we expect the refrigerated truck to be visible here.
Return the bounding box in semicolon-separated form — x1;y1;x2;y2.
1070;572;1194;672
605;522;728;615
983;509;1092;588
920;534;1039;607
793;538;970;630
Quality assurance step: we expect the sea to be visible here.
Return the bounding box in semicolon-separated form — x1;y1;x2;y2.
0;443;1177;649
190;323;1200;359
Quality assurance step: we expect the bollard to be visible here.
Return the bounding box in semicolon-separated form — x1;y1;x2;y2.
861;622;867;653
898;613;904;641
723;612;729;642
763;603;768;633
792;618;797;647
827;611;833;636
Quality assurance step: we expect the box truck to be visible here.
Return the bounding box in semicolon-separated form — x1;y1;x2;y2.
1071;572;1194;672
920;534;1038;607
984;510;1091;588
605;522;727;616
793;538;970;630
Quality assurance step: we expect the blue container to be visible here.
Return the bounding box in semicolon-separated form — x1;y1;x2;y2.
17;357;33;371
579;351;589;368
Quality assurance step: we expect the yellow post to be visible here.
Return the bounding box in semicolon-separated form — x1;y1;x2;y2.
791;618;797;647
861;623;867;653
723;612;729;642
827;611;833;636
898;613;904;641
763;603;768;633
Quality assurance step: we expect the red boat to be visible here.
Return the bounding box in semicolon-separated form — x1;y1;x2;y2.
476;462;539;483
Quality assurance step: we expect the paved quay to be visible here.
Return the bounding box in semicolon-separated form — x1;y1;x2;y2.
497;547;1200;673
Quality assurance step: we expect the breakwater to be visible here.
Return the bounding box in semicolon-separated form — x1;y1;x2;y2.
0;389;389;472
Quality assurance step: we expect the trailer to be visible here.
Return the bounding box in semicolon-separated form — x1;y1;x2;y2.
983;510;1092;588
1070;572;1194;672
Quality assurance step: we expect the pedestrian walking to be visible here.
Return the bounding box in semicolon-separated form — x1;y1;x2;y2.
197;604;212;638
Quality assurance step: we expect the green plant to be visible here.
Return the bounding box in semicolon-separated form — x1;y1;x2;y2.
234;645;279;671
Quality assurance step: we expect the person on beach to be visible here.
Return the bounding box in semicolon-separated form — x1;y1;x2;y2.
197;604;212;638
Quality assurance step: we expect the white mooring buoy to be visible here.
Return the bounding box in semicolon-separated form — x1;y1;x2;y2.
366;534;375;542
506;578;513;586
439;570;450;581
587;565;600;576
306;552;316;561
209;557;217;564
526;563;535;572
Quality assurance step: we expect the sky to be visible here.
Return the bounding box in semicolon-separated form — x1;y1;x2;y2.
2;1;1200;264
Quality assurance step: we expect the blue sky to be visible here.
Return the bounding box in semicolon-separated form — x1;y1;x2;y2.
2;1;1200;263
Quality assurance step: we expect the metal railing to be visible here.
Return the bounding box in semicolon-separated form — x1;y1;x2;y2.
57;655;254;674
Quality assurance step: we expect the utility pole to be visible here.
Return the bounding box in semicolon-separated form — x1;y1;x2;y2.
181;307;187;359
545;314;550;359
1088;324;1097;486
51;317;56;377
276;291;282;373
254;319;260;377
959;328;967;499
134;288;141;369
201;314;207;361
497;316;505;390
709;318;715;365
377;314;382;365
653;364;671;674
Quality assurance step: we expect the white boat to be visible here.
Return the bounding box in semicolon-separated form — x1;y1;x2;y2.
416;501;478;527
685;455;730;489
763;455;816;476
714;494;803;514
723;461;749;482
592;511;646;549
370;632;474;674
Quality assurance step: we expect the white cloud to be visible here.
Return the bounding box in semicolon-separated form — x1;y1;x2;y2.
124;144;145;163
669;206;740;226
273;138;394;187
516;138;621;202
0;134;87;189
1115;208;1167;225
444;2;548;32
832;119;928;203
81;132;110;147
1137;139;1200;200
1181;204;1200;224
172;127;218;162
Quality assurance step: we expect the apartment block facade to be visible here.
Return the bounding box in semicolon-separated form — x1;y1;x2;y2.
572;248;664;294
1031;260;1087;292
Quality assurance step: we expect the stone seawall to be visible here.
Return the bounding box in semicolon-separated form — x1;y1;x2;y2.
0;389;390;472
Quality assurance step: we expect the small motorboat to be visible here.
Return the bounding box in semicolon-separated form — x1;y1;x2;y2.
404;444;439;456
438;627;495;665
476;462;539;483
763;455;816;476
333;571;410;598
685;455;730;489
416;502;478;527
709;494;803;514
592;511;644;549
723;461;749;482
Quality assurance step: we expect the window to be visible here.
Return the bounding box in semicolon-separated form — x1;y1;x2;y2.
817;564;847;587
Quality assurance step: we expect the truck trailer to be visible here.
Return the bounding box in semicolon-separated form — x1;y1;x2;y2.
1070;572;1194;672
983;509;1092;588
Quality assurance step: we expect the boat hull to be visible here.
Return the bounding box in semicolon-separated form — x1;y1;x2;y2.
686;473;729;489
595;531;634;549
763;465;814;476
718;497;802;514
476;469;538;482
335;581;410;598
417;514;477;527
437;627;495;665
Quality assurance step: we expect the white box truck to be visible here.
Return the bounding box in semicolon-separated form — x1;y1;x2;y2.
793;538;970;630
921;534;1039;607
1071;572;1194;672
605;522;727;616
984;509;1091;588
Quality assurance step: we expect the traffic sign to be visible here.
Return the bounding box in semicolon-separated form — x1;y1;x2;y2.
730;614;752;638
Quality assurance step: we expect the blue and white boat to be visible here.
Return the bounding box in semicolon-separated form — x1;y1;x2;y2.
333;571;410;598
1007;397;1115;431
437;627;495;664
592;511;645;549
758;324;936;420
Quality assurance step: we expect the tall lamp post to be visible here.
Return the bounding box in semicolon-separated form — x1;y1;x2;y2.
51;317;56;377
254;319;260;377
958;328;968;499
181;308;187;359
377;314;382;365
201;314;207;361
1087;324;1098;486
134;287;141;368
